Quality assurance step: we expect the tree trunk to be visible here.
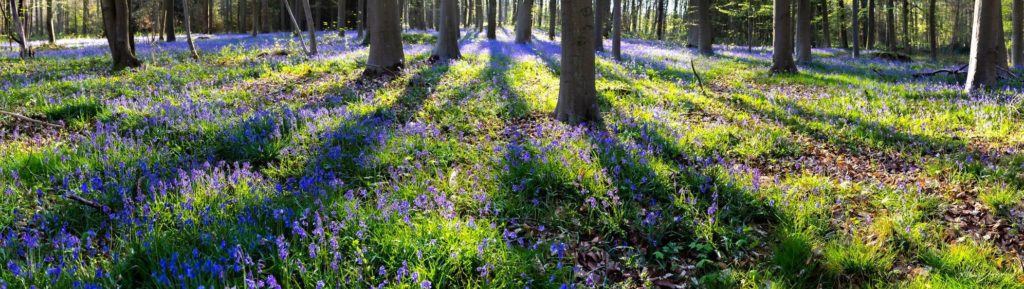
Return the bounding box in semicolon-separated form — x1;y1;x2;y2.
433;0;460;61
839;0;849;49
357;0;365;38
928;0;937;60
100;0;140;70
821;0;830;48
795;0;811;62
9;0;31;58
965;0;1002;92
45;0;54;43
772;0;797;73
853;0;860;57
901;0;908;51
885;0;895;51
83;0;89;34
697;0;712;55
487;0;496;38
282;0;310;54
685;0;698;47
302;0;317;54
548;0;556;39
1013;0;1023;68
655;0;665;40
595;0;606;50
165;0;176;41
338;0;346;34
182;0;199;59
555;0;599;124
867;0;874;49
514;0;533;43
612;0;621;60
366;0;404;75
477;0;484;31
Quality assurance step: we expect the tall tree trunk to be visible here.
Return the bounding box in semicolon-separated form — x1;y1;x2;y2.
282;0;310;53
165;0;176;41
9;0;30;58
100;0;140;70
45;0;53;43
433;0;460;61
965;0;1002;92
772;0;797;73
900;0;908;51
83;0;89;34
839;0;849;49
487;0;496;38
548;0;556;39
356;0;365;38
685;0;698;47
250;0;258;36
928;0;937;60
795;0;811;62
853;0;860;57
477;0;484;31
821;0;830;47
655;0;665;40
595;0;606;50
697;0;712;55
555;0;599;124
514;0;533;43
1013;0;1023;68
302;0;317;54
366;0;404;75
338;0;346;34
867;0;874;49
612;0;621;60
182;0;199;59
885;0;895;51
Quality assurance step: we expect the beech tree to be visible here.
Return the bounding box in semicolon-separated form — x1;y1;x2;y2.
514;0;533;43
1013;0;1023;68
554;0;599;124
165;0;176;41
365;0;404;76
964;0;1004;92
100;0;140;70
612;0;621;60
594;0;606;51
794;0;811;63
182;0;199;59
487;0;496;39
302;0;316;55
432;0;460;61
697;0;712;55
852;0;860;58
770;0;796;73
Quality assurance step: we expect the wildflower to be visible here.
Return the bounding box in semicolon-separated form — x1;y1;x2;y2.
275;235;289;260
6;261;20;277
421;280;432;289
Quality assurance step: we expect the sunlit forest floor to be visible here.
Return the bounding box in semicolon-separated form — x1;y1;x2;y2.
1;29;1023;288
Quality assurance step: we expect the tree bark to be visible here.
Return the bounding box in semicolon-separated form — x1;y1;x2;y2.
356;0;365;38
433;0;460;61
514;0;533;43
867;0;874;49
795;0;811;63
654;0;665;40
612;0;621;60
1013;0;1023;68
100;0;140;70
302;0;317;55
685;0;698;47
928;0;937;60
965;0;1002;92
821;0;830;48
555;0;599;124
338;0;346;34
165;0;176;41
45;0;53;43
8;0;30;58
772;0;797;73
852;0;860;57
477;0;484;31
697;0;712;55
900;0;908;51
182;0;199;59
839;0;849;49
548;0;556;39
885;0;895;51
487;0;496;38
366;0;404;75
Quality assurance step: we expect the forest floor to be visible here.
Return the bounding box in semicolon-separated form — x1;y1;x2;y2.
1;29;1023;288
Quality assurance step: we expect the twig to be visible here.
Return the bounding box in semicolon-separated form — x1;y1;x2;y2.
690;59;708;96
0;110;63;128
65;194;107;211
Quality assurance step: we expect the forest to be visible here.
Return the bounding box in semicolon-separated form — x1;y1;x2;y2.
1;0;1023;288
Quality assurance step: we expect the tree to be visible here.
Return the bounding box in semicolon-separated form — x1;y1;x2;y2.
685;0;698;47
548;0;556;39
165;0;176;41
554;0;599;124
771;0;797;73
302;0;317;55
100;0;140;70
357;0;365;39
433;0;460;61
697;0;713;55
654;0;665;40
852;0;860;58
928;0;937;60
182;0;199;59
795;0;811;63
487;0;496;39
514;0;533;43
7;0;31;58
964;0;1003;92
365;0;404;76
337;0;346;35
45;0;53;44
1013;0;1023;68
612;0;621;60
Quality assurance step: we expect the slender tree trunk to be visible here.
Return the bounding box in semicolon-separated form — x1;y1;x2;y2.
433;0;460;61
487;0;496;38
1013;0;1023;68
612;0;621;60
555;0;599;124
867;0;874;48
821;0;830;47
366;0;404;75
685;0;698;47
9;0;30;58
165;0;176;41
928;0;937;60
301;0;317;54
965;0;1002;92
282;0;310;53
100;0;140;70
514;0;533;43
477;0;484;31
853;0;860;57
900;0;908;51
548;0;556;39
772;0;797;73
655;0;665;40
795;0;811;62
885;0;895;51
45;0;53;43
697;0;712;55
250;0;258;36
839;0;848;48
182;0;199;59
338;0;346;34
83;0;89;34
595;0;606;50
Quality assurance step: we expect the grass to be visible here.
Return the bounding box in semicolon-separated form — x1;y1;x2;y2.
0;30;1022;288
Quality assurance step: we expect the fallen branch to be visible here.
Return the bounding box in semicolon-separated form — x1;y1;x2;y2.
913;64;968;78
65;194;108;211
0;110;63;128
998;67;1021;81
690;59;708;96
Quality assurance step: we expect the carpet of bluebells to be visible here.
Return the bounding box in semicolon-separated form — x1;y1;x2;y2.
1;29;1023;289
